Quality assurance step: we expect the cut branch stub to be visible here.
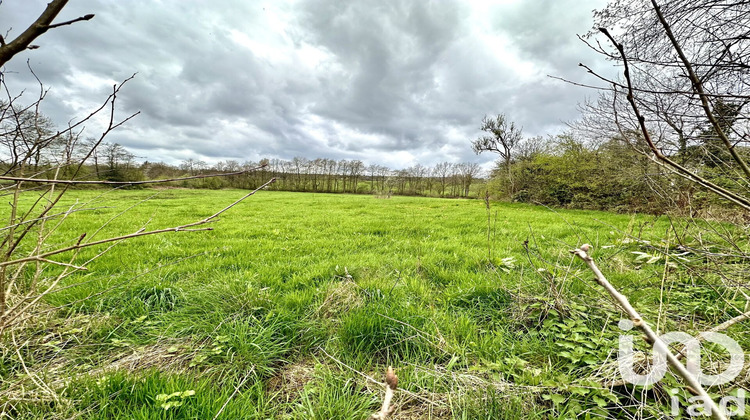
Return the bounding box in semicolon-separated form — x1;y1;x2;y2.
371;366;398;420
385;366;398;390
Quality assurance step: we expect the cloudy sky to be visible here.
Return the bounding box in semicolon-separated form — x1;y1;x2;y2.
1;0;614;169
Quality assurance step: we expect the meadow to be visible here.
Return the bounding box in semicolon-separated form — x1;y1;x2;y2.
1;189;747;419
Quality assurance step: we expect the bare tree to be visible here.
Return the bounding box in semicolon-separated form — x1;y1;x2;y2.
471;114;523;196
349;159;364;193
581;0;750;209
0;100;59;173
376;165;390;193
432;162;452;197
456;162;481;197
101;142;136;181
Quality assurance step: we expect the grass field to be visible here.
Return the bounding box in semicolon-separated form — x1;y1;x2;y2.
1;189;747;419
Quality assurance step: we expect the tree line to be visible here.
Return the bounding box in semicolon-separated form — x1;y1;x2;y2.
150;157;483;198
4;94;746;214
0;109;484;198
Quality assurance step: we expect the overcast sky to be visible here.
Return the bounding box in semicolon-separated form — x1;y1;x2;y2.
1;0;614;169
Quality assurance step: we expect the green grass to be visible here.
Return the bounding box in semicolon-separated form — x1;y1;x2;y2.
1;189;747;419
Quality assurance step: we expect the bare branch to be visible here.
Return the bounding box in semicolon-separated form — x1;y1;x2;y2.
675;309;750;361
0;0;92;67
34;257;87;271
0;178;277;269
571;244;727;420
46;14;94;30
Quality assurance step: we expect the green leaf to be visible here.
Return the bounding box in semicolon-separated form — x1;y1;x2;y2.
559;341;577;349
446;354;460;371
604;391;619;403
570;387;589;396
550;394;566;404
543;393;566;404
582;356;599;365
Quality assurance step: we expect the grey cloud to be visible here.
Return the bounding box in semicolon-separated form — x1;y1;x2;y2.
0;0;610;169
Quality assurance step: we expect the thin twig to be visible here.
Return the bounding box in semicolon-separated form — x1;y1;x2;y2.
0;178;276;268
212;367;254;420
46;14;94;29
34;258;87;271
570;244;727;420
318;346;433;405
675;309;750;361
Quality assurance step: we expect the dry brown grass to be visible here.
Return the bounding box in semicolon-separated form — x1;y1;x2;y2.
315;278;363;320
266;358;316;404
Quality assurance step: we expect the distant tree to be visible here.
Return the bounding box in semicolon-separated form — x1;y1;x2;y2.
224;159;241;172
292;157;307;191
456;162;481;197
471;114;523;196
407;164;427;195
394;169;408;195
324;158;337;192
697;99;743;168
367;163;378;192
516;136;548;162
102;142;138;182
79;137;102;178
142;161;180;180
349;160;365;193
376;165;390;193
432;162;452;197
0;101;59;173
180;158;198;175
